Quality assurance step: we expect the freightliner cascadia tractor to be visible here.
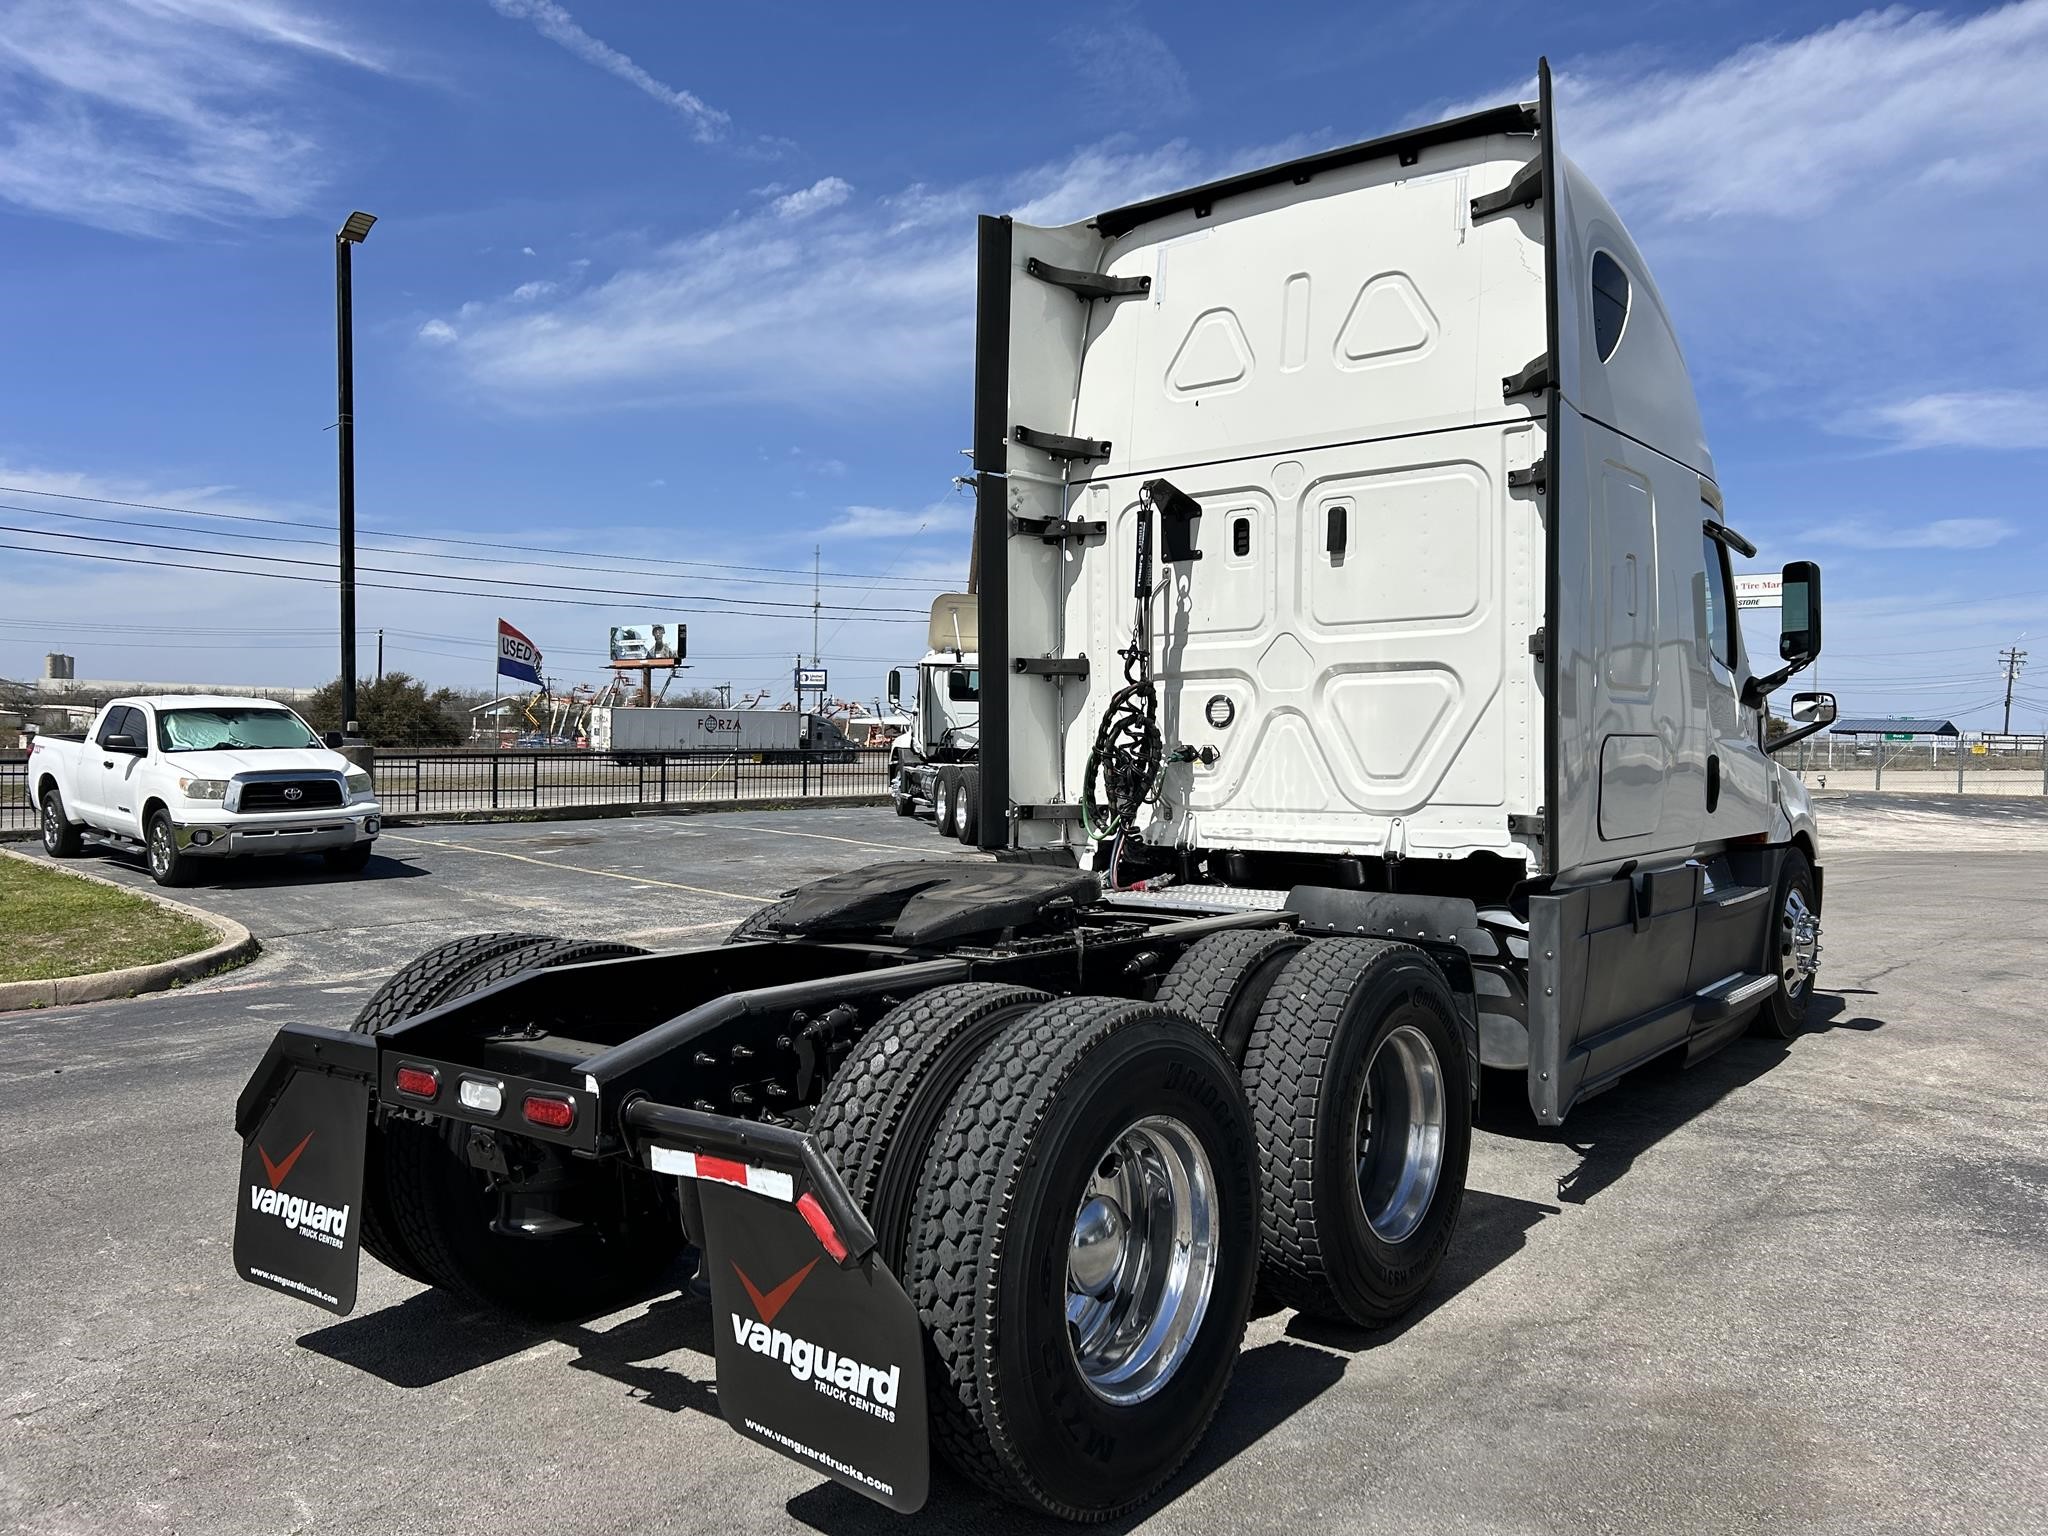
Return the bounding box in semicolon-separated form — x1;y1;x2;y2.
234;64;1834;1519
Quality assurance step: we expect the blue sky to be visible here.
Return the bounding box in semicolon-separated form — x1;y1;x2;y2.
1;0;2044;725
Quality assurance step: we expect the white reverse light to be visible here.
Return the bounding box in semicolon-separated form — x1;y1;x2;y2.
458;1078;504;1115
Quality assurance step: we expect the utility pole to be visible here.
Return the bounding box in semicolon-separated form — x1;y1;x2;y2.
811;544;821;668
376;628;384;683
2001;647;2028;735
335;210;377;739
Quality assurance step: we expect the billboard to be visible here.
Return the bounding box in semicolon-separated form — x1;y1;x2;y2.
1735;574;1782;610
609;621;686;667
496;619;543;686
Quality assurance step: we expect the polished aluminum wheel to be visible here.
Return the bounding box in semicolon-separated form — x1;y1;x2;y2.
148;820;173;878
1065;1114;1219;1406
1780;886;1820;997
1355;1022;1447;1244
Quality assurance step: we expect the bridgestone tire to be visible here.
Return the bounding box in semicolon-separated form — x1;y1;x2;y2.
1244;938;1470;1328
1754;850;1818;1040
40;787;82;858
1153;928;1310;1064
723;898;792;944
355;934;682;1316
809;983;1047;1268
910;997;1258;1521
956;768;981;845
349;933;557;1283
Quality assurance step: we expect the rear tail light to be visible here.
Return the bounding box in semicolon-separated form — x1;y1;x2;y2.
394;1065;439;1101
522;1093;575;1130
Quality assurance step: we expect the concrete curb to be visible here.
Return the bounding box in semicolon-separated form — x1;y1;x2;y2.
0;846;260;1010
383;794;892;828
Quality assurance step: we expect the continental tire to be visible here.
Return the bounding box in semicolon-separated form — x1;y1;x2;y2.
349;932;557;1284
809;982;1047;1268
377;938;683;1317
910;997;1257;1521
1153;928;1310;1064
1244;938;1469;1327
1754;850;1819;1039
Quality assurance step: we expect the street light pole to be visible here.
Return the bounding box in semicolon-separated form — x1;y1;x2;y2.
336;210;377;738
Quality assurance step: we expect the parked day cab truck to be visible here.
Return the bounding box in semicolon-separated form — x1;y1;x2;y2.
30;696;381;886
887;591;983;839
231;66;1838;1522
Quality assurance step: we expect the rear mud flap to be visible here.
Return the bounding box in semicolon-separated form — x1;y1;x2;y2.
232;1023;373;1316
634;1105;930;1513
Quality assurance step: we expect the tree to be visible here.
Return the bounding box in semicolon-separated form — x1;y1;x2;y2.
303;673;465;747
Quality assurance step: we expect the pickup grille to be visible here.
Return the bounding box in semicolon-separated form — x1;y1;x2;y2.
238;778;344;812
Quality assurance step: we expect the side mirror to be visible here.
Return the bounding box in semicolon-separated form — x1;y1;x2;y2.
1779;560;1821;666
1789;691;1837;727
103;734;144;754
322;730;345;749
1766;690;1836;755
885;670;902;708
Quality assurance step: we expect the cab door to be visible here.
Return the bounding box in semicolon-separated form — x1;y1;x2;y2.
96;705;149;838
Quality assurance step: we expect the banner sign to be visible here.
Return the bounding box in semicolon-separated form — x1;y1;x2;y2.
497;619;543;686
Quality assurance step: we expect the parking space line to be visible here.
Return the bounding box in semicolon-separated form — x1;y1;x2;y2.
381;833;772;904
720;822;965;854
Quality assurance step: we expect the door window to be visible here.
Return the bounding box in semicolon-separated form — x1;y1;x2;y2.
1701;531;1736;669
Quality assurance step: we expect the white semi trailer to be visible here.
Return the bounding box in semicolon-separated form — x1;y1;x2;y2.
234;66;1837;1522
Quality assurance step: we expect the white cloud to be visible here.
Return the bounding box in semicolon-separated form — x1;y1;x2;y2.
413;140;1218;405
1057;10;1192;126
819;502;971;541
483;0;727;142
418;318;459;345
771;176;852;219
0;0;388;235
521;245;537;256
510;280;557;302
1853;390;2048;451
1799;516;2015;550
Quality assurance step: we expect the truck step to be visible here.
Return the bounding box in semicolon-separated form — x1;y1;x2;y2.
1692;971;1777;1022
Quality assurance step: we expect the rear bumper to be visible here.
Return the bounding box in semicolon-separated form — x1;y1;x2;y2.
176;805;380;857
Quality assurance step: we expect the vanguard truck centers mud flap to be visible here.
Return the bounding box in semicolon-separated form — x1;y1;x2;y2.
232;1025;373;1315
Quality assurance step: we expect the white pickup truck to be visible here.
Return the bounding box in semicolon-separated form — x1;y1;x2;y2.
28;695;381;886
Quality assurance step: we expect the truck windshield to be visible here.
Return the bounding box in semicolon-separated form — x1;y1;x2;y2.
157;708;321;753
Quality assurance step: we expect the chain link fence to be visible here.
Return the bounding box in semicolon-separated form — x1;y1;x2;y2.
1788;734;2047;795
1;746;896;834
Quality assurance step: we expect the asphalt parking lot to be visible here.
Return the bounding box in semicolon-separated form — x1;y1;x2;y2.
3;797;2046;1535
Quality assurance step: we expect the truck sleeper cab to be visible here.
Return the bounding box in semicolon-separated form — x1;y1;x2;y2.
233;62;1834;1523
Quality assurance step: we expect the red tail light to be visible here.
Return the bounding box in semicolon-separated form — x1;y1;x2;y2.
522;1093;575;1130
393;1065;439;1101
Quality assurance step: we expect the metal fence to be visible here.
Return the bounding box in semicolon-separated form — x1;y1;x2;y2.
1788;734;2047;796
0;747;895;833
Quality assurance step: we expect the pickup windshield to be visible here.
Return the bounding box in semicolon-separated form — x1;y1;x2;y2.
157;708;321;753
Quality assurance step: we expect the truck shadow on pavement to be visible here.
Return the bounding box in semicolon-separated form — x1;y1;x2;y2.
1481;990;1884;1207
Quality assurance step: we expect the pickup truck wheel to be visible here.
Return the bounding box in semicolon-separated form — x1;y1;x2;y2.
1153;928;1310;1065
910;997;1257;1520
955;768;981;844
323;844;373;875
40;787;82;858
145;809;196;887
375;937;683;1317
349;933;558;1285
1243;938;1470;1327
811;983;1046;1269
1753;851;1819;1039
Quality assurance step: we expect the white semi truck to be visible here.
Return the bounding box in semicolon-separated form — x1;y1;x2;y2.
886;592;983;838
233;66;1836;1521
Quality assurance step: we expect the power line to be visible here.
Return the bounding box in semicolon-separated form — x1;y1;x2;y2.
0;482;960;587
1;524;929;617
0;541;930;624
1;501;952;597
